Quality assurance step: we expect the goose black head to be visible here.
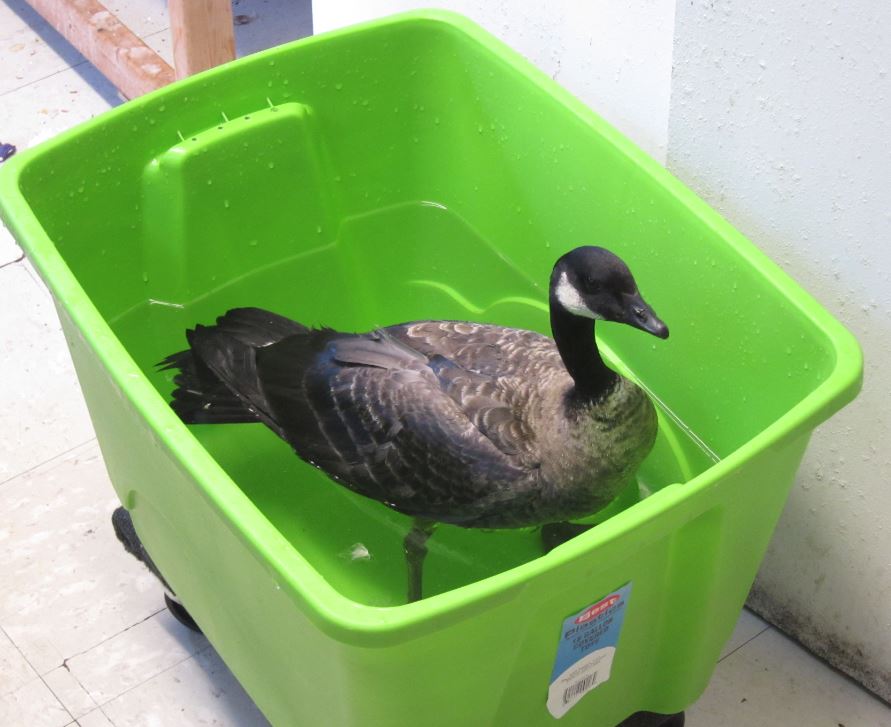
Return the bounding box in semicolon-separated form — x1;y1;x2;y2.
550;246;669;339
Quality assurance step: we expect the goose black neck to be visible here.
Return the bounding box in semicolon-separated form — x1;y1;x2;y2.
549;299;618;401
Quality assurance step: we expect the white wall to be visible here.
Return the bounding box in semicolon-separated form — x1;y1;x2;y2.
312;0;891;699
312;1;677;161
669;1;891;700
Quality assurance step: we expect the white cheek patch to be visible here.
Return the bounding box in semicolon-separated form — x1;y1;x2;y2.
555;271;601;319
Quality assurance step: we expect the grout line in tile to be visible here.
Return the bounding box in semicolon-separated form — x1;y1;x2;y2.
758;618;891;709
26;669;69;719
0;25;171;131
48;607;167;675
142;26;171;41
0;22;171;123
0;251;26;270
98;701;120;727
0;437;98;488
94;642;214;712
1;624;74;724
54;654;101;717
1;432;174;718
718;622;772;663
0;18;167;101
0;58;90;100
98;704;115;727
21;259;51;298
0;622;37;697
1;623;35;668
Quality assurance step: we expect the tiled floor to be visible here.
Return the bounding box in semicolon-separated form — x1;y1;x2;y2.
1;2;890;725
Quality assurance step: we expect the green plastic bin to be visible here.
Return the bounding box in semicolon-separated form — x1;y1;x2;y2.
0;10;862;727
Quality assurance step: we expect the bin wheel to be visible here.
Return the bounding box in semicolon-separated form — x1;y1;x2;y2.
617;711;685;727
164;592;203;634
657;714;684;727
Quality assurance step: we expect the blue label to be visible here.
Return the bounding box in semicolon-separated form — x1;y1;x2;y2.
547;583;632;718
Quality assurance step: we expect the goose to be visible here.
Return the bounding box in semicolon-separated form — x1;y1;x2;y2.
160;246;668;602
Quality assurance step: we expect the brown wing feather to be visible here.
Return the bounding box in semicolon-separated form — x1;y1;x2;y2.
385;321;564;463
387;321;563;379
254;329;537;522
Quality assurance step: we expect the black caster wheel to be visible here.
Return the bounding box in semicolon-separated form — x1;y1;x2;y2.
164;592;203;634
658;714;684;727
113;507;203;634
617;711;685;727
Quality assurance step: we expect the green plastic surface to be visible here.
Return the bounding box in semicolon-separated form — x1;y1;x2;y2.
0;11;862;727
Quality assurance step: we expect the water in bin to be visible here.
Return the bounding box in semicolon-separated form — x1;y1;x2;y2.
118;203;719;607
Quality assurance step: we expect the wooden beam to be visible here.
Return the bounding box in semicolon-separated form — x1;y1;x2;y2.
168;0;236;80
25;0;175;99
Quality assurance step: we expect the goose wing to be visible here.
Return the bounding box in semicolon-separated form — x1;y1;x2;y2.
387;321;564;380
253;329;540;521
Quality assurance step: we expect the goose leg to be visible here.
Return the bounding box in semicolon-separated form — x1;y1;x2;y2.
403;519;436;603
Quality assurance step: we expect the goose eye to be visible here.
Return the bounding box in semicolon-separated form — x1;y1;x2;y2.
584;276;599;292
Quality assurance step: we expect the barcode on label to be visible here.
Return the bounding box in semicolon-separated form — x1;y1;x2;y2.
562;672;598;705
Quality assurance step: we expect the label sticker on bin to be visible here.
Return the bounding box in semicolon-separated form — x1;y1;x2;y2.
547;583;632;718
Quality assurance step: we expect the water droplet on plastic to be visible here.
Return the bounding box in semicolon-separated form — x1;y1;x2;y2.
316;225;322;233
268;162;275;169
248;239;259;247
335;82;343;90
142;273;149;283
223;199;230;209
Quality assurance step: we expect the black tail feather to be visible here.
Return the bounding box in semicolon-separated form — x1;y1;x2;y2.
159;307;307;427
162;345;262;425
210;307;308;348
